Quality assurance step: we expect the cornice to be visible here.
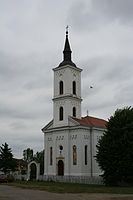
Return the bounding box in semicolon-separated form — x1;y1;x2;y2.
52;94;82;101
53;64;82;72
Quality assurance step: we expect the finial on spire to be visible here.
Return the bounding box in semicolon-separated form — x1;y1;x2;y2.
66;25;69;36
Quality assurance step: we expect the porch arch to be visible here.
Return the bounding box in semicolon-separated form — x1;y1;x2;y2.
27;161;40;180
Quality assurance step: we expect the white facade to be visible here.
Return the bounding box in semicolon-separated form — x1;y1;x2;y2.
53;65;82;127
43;121;105;177
42;31;106;178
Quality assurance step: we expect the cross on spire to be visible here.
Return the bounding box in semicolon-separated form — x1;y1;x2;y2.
66;25;69;35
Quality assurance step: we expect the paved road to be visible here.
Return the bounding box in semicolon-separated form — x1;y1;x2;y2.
0;185;133;200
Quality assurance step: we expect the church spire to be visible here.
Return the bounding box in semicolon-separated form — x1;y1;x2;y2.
58;27;76;68
63;26;72;61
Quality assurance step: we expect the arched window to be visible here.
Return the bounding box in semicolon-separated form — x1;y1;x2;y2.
50;147;53;165
73;107;76;117
59;107;63;121
72;81;76;95
85;145;87;165
73;145;77;165
59;81;63;95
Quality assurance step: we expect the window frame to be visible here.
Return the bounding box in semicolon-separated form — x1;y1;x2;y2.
59;106;63;121
59;81;63;95
73;107;76;117
85;145;88;165
72;81;76;95
50;147;53;165
73;145;77;165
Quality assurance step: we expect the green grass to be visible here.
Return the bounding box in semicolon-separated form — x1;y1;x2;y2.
7;181;133;194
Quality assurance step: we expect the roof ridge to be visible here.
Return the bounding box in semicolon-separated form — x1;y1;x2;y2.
82;115;107;121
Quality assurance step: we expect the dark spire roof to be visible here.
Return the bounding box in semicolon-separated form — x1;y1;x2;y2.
63;29;71;61
58;28;76;68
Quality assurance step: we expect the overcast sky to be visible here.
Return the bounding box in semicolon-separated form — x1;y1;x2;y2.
0;0;133;158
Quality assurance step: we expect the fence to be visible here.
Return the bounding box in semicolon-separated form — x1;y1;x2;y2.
43;175;103;185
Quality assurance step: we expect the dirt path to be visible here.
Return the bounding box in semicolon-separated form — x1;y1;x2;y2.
0;185;133;200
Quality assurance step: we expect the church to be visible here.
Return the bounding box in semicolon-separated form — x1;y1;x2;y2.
42;29;107;182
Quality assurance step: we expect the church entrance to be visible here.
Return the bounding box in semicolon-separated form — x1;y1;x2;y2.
58;160;64;176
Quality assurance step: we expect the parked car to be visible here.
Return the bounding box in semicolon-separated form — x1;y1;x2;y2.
0;174;8;183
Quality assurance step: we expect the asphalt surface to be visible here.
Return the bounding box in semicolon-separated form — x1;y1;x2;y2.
0;185;133;200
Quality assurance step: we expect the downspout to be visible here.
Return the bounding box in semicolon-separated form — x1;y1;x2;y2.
90;126;93;177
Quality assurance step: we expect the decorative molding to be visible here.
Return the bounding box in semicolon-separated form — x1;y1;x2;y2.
70;68;79;76
56;136;64;140
73;73;76;77
55;69;65;77
71;135;77;140
48;137;52;141
55;100;66;107
84;135;89;140
71;101;78;106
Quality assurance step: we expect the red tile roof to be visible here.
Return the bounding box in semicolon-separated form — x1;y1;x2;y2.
72;116;107;128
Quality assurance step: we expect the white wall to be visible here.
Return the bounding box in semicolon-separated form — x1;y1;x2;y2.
92;129;104;176
44;126;105;176
53;65;82;127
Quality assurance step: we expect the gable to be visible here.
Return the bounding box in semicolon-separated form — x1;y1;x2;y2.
42;116;107;133
41;119;53;132
68;116;80;126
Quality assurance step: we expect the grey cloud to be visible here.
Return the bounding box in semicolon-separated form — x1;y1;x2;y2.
0;52;52;89
82;56;133;86
0;0;133;158
0;103;34;120
97;58;133;84
0;52;18;79
93;0;133;24
9;122;28;130
67;0;133;32
115;83;133;104
82;55;133;120
0;100;51;120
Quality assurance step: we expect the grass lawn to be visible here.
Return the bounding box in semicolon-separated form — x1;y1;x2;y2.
7;181;133;194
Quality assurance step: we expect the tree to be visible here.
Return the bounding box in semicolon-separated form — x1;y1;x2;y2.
33;150;44;175
0;143;17;174
96;107;133;185
23;148;33;162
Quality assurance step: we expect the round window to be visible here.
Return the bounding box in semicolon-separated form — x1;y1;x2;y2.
59;145;63;151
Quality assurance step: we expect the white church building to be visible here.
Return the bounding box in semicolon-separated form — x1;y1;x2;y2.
42;30;107;183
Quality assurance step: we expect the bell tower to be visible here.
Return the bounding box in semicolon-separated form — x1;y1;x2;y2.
53;29;82;127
